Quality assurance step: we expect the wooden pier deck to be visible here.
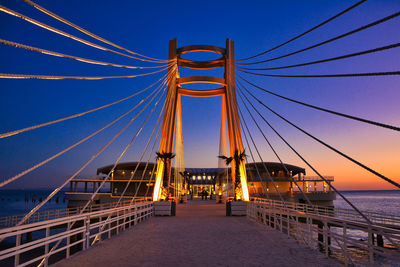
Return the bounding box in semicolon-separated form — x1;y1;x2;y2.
55;200;339;267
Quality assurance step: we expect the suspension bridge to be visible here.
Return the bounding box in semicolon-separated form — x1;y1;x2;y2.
0;0;399;266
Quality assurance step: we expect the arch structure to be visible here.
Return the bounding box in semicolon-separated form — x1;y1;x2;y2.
153;39;249;201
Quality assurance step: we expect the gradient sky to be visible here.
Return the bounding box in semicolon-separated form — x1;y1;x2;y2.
0;0;399;190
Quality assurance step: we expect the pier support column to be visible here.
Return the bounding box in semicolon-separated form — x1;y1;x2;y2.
25;232;32;243
377;234;384;247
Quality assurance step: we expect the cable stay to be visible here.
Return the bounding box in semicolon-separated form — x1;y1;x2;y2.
0;39;169;70
0;66;168;80
239;103;333;246
91;98;165;245
0;74;169;189
23;0;168;63
236;86;373;224
238;0;367;61
237;74;400;131
238;92;392;254
238;68;400;78
240;125;264;198
240;107;296;204
238;83;400;189
91;122;162;244
240;110;313;239
10;76;169;231
36;76;169;264
0;72;169;139
0;5;168;63
238;42;400;71
238;11;400;65
5;66;175;230
238;86;400;250
237;89;316;209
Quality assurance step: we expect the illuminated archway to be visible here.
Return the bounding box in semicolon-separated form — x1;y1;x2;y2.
153;39;249;201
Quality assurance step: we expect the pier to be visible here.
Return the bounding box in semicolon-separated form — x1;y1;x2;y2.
1;198;399;266
55;201;339;267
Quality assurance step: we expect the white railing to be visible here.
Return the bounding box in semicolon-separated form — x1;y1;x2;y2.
0;197;153;228
0;201;154;267
247;198;400;266
302;176;334;181
253;198;400;228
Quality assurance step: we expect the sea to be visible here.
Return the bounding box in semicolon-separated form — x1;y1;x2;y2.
0;189;67;217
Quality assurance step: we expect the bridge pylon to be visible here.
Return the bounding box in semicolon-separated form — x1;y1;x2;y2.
153;39;249;201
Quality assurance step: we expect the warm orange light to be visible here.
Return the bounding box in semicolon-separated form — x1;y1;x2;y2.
152;160;164;201
239;162;249;201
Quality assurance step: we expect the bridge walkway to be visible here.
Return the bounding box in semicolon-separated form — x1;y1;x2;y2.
55;200;339;267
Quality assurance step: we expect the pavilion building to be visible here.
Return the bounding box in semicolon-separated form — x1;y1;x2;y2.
66;161;335;207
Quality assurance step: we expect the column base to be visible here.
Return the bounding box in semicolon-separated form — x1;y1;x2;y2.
226;201;247;216
154;201;176;216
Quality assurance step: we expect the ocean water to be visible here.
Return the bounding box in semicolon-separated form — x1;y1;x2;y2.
334;190;400;216
0;189;67;217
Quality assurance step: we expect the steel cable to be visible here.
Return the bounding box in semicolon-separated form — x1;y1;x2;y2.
237;85;315;209
238;42;400;71
239;84;400;189
239;105;312;245
238;86;400;250
238;11;400;65
0;79;167;244
0;39;170;69
237;85;372;222
238;0;367;61
23;0;168;63
237;74;400;131
0;72;169;139
0;75;167;188
0;5;167;63
0;66;168;80
37;75;169;266
238;68;400;78
92;97;165;245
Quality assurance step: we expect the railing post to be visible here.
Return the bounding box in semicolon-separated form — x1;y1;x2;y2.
66;222;71;259
84;216;90;250
15;233;21;266
116;210;120;235
268;202;272;227
274;202;278;230
263;204;266;226
307;216;312;246
280;205;283;233
108;217;111;239
324;220;329;258
368;226;374;265
296;212;299;241
287;208;290;237
44;227;50;267
343;222;348;266
98;216;102;242
134;205;137;226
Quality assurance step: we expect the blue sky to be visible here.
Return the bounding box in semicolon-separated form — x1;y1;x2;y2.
0;0;399;189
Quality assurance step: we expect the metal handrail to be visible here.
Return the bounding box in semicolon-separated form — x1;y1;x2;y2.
0;201;154;266
0;197;152;228
248;198;400;266
251;197;400;227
